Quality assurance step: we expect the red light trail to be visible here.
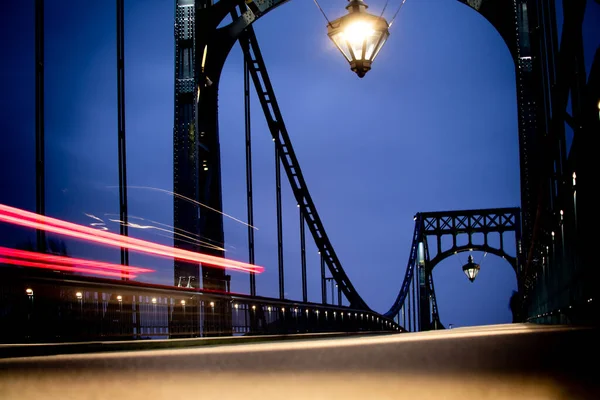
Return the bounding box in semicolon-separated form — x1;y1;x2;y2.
0;246;155;278
0;204;264;274
0;257;137;279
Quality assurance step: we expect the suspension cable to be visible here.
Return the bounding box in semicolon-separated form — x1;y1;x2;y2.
388;0;408;28
313;0;333;27
478;251;488;265
379;0;391;19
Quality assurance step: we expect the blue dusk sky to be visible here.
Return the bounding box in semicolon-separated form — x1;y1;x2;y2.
1;0;598;327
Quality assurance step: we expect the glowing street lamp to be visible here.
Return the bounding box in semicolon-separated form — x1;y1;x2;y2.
327;0;390;78
462;255;480;282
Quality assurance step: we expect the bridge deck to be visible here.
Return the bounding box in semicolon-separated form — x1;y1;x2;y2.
0;323;597;399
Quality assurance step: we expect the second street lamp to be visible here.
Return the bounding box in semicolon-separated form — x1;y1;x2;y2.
462;255;481;283
327;0;390;78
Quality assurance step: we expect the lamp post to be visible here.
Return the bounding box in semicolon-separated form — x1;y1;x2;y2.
327;0;390;78
462;255;480;282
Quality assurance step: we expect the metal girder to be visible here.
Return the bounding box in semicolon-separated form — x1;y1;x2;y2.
383;218;421;318
519;0;585;317
234;20;369;310
35;0;46;254
243;52;256;297
422;208;521;273
422;208;521;236
455;0;587;323
456;0;518;59
173;0;201;291
117;0;129;278
384;208;521;324
173;0;370;312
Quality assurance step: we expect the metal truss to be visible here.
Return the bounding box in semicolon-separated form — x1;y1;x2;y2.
24;0;590;342
384;216;421;320
231;6;369;310
422;208;521;272
384;208;521;331
455;0;591;325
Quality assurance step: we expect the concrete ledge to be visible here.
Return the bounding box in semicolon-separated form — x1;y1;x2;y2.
0;331;398;359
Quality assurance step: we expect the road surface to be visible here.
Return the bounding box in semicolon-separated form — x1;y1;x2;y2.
0;323;598;399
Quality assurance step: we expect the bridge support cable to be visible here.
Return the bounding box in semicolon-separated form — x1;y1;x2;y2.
383;216;422;318
243;52;256;297
411;268;419;332
321;255;326;304
418;239;432;330
300;210;307;302
117;0;130;278
232;12;368;310
35;0;46;254
426;242;441;328
275;144;284;299
407;282;412;332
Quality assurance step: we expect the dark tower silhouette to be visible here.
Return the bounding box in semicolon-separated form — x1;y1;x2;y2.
173;0;201;291
173;0;231;336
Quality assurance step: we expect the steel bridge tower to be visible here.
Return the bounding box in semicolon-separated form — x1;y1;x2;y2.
173;0;229;296
456;0;592;325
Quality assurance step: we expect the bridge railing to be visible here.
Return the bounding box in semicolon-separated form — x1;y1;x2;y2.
0;267;401;344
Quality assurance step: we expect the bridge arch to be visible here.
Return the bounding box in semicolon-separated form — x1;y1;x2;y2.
421;208;522;276
429;245;517;275
191;0;525;314
455;0;519;62
220;1;520;66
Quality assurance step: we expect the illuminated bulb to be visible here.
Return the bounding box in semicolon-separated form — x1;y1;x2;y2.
76;292;83;299
252;305;256;310
181;300;186;305
116;295;123;302
281;307;285;312
234;304;238;309
26;288;33;296
268;306;272;312
210;301;215;307
152;298;157;304
342;21;375;46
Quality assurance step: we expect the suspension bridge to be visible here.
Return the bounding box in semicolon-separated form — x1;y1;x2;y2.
0;2;596;395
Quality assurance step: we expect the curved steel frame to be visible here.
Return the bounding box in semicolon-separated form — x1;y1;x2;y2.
187;0;530;317
21;0;587;340
423;208;521;274
383;208;521;326
188;0;369;310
